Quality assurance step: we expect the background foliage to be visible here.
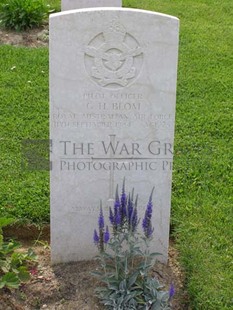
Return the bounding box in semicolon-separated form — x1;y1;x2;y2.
0;0;51;31
0;218;37;289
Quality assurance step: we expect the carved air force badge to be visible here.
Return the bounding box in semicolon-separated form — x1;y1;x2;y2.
84;20;143;89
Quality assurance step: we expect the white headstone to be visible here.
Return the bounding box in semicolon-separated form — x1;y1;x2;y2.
50;8;179;264
61;0;122;11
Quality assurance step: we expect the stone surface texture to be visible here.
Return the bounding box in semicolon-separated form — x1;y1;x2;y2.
50;8;179;264
61;0;122;11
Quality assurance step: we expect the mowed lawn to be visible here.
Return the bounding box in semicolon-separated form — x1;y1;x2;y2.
0;0;232;309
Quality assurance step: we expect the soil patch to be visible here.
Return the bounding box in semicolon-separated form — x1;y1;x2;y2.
0;241;190;310
0;25;49;47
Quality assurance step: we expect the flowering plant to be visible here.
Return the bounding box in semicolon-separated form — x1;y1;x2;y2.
93;180;174;309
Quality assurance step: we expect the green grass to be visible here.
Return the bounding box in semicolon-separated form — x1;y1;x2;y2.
132;1;232;309
0;47;50;223
0;0;233;309
45;0;60;12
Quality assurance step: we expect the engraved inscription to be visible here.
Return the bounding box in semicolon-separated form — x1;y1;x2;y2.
84;20;143;89
52;110;172;129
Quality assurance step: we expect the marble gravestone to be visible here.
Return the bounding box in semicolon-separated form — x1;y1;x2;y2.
50;8;179;264
61;0;122;11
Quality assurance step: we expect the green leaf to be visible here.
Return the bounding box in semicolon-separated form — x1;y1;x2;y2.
119;279;126;291
0;233;3;248
0;217;15;228
18;266;30;282
1;272;20;289
0;259;10;273
10;252;23;268
160;291;169;301
101;252;114;259
128;271;139;288
134;281;143;289
108;284;119;291
3;240;21;253
149;252;162;257
27;248;37;260
105;264;116;270
90;271;103;277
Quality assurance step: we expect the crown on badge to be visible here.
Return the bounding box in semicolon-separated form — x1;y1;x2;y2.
104;20;126;42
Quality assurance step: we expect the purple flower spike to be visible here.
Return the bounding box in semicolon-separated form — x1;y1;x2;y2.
169;283;175;299
115;209;121;226
93;229;99;245
127;193;134;222
109;207;114;225
131;207;138;232
114;198;121;214
112;184;123;228
98;204;104;230
121;178;127;217
142;215;154;238
142;188;155;238
104;226;110;244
